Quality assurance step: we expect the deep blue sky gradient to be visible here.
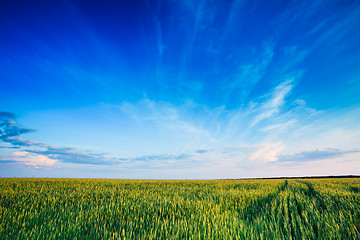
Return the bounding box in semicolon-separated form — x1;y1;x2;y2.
1;0;360;178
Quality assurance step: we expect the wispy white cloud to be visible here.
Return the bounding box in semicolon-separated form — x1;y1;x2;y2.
154;17;166;57
248;142;285;163
262;120;297;132
250;80;293;127
120;99;211;137
316;5;360;46
232;42;274;92
145;0;166;58
223;0;246;35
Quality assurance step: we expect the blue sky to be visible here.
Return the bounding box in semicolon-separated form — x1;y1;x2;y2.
1;0;360;178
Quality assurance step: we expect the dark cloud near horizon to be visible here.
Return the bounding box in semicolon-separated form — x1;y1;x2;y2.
0;160;18;164
0;146;20;149
0;112;16;119
276;148;359;163
1;112;36;147
2;137;44;147
25;146;119;165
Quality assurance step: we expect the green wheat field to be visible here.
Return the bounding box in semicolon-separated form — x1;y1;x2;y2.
0;178;359;239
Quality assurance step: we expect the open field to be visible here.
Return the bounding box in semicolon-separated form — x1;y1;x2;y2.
0;178;359;239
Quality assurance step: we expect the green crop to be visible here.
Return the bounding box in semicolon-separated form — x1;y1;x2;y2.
0;178;359;239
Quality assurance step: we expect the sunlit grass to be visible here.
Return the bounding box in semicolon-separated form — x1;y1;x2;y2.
0;178;359;239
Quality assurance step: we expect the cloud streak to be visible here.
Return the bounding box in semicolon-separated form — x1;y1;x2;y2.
276;148;360;163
